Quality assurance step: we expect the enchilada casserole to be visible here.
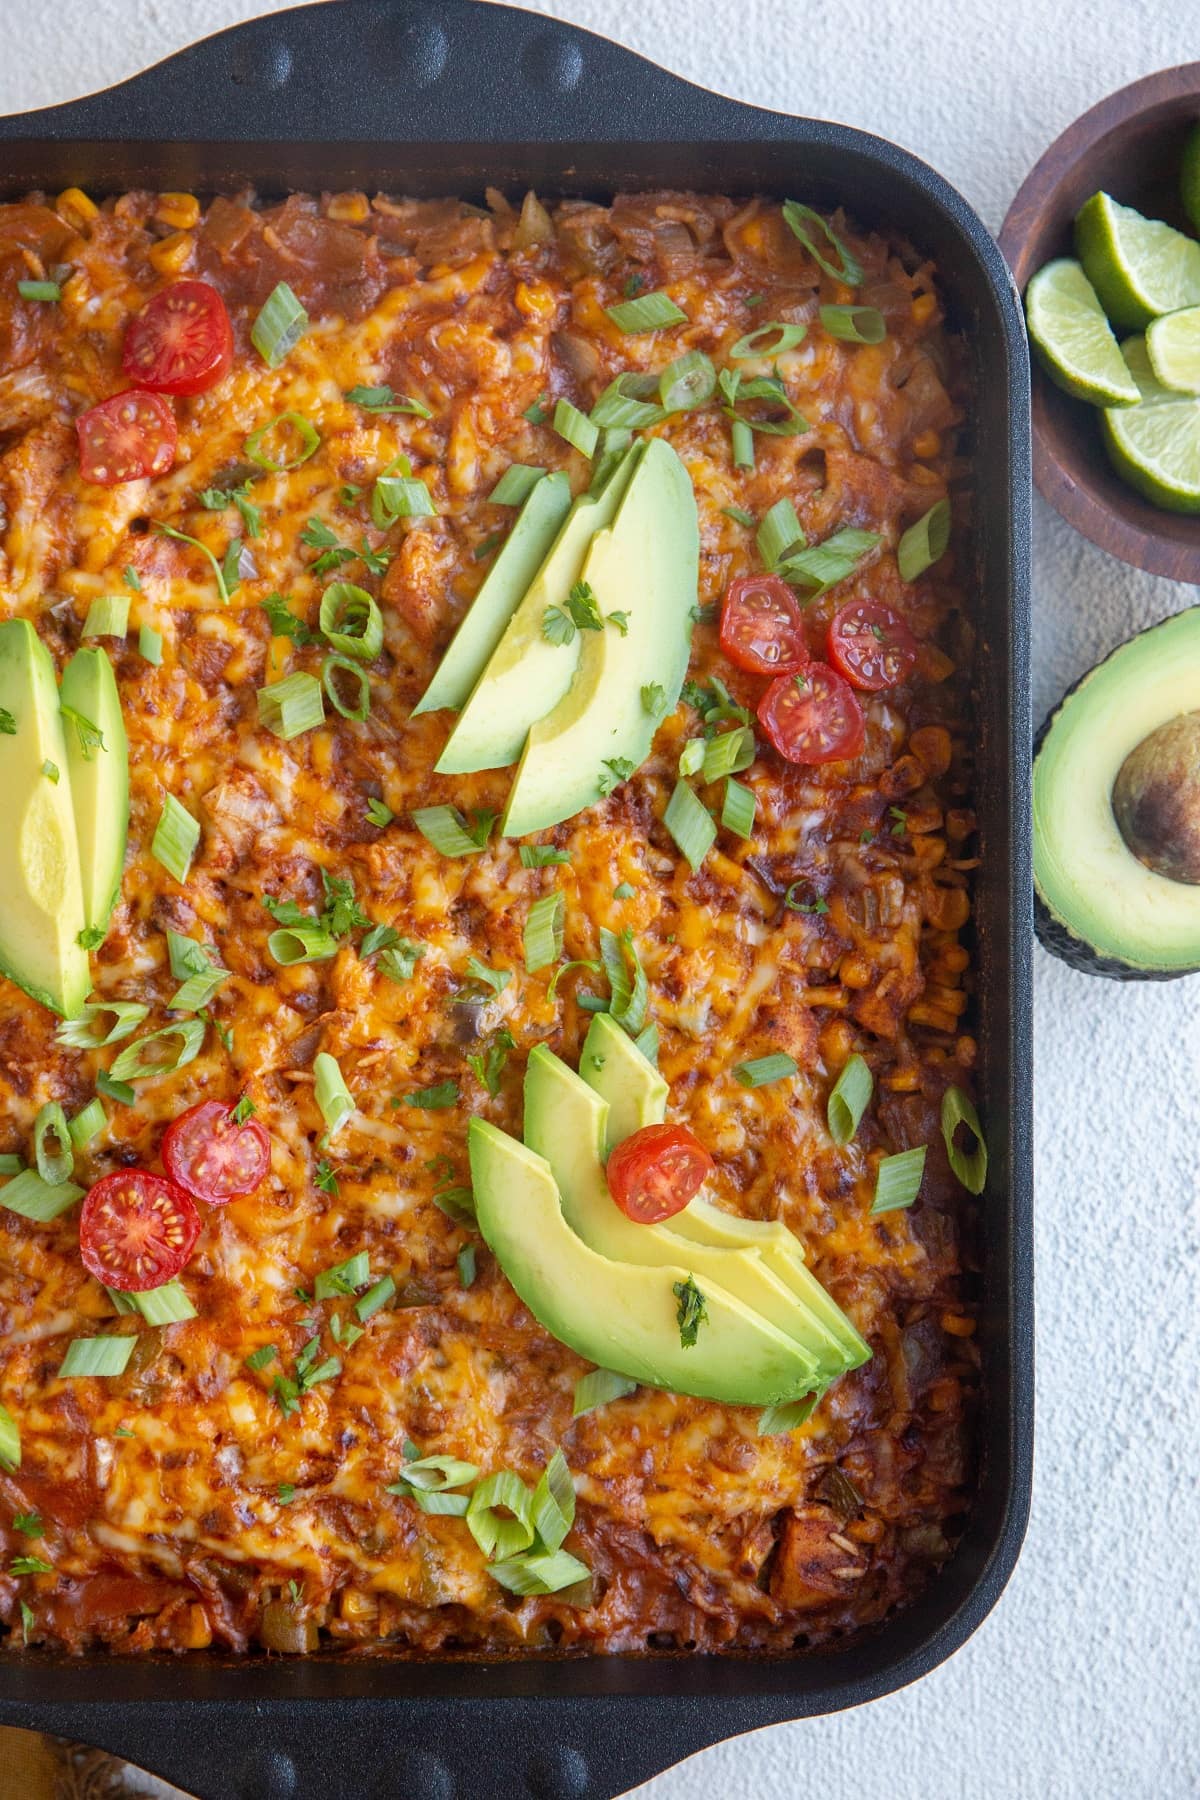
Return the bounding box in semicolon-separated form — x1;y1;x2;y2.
0;184;983;1657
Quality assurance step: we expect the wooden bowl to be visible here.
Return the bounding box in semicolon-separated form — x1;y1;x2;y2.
999;64;1200;582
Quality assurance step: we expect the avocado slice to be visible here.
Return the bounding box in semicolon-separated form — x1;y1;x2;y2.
60;646;129;940
577;1014;870;1371
436;447;643;773
501;438;698;838
1034;606;1200;978
524;1044;835;1379
469;1118;822;1407
412;472;572;716
0;620;90;1017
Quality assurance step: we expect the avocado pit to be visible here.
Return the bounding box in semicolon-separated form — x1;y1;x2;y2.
1111;710;1200;884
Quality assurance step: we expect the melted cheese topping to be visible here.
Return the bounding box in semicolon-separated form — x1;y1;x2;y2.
0;189;979;1656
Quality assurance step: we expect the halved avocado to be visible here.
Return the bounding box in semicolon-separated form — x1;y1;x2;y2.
60;645;129;941
469;1119;822;1407
0;620;90;1016
1034;607;1200;978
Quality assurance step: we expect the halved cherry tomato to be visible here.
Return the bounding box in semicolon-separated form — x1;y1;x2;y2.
827;600;918;691
757;663;865;764
79;1170;201;1292
719;573;810;676
76;390;177;486
161;1100;271;1205
605;1122;715;1224
121;280;233;396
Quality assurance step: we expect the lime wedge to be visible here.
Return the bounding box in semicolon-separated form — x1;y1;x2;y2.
1146;304;1200;393
1182;121;1200;233
1025;258;1139;405
1075;191;1200;329
1101;335;1200;512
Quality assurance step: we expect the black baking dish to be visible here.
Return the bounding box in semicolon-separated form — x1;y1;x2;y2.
0;3;1034;1795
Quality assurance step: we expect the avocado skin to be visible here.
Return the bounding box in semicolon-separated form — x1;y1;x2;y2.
1033;658;1200;982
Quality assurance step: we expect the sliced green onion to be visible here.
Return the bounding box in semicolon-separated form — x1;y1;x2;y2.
731;418;755;469
757;1390;824;1436
757;498;806;569
457;1243;476;1287
589;428;631;493
530;1449;575;1552
388;1454;480;1494
412;805;492;857
590;372;664;430
552;399;598;459
659;350;716;414
827;1052;872;1145
721;777;757;839
55;1002;150;1050
322;655;371;722
524;890;565;973
820;304;885;344
169;966;228;1012
488;1549;590;1596
633;1021;659;1064
314;1252;370;1300
110;1020;205;1083
372;472;435;524
409;1487;471;1516
0;1169;83;1220
519;845;571;868
355;1274;395;1322
96;1071;135;1106
897;500;951;582
17;279;60;302
0;1403;19;1470
678;738;704;777
403;1082;459;1110
605;290;687;332
871;1145;927;1214
489;464;545;506
702;726;755;782
33;1103;73;1186
244;411;320;471
58;1335;136;1378
433;1186;476;1225
734;1053;797;1088
257;671;325;740
116;1281;196;1324
779;526;880;593
82;595;129;639
151;793;200;883
318;583;382;661
0;1156;21;1174
664;780;716;873
251;281;308;367
314;1052;354;1141
781;201;864;285
268;924;339;966
941;1086;988;1194
722;504;756;529
467;1470;536;1560
138;625;163;666
730;322;806;359
67;1099;106;1149
598;927;648;1036
572;1368;638;1417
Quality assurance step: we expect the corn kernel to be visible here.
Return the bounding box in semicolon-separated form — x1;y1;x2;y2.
883;1067;921;1092
57;187;98;232
912;429;941;459
818;1018;854;1065
339;1588;378;1624
911;292;937;325
327;192;370;224
180;1603;213;1649
940;1312;976;1338
838;954;873;990
514;279;555;321
155;192;200;231
148;232;194;276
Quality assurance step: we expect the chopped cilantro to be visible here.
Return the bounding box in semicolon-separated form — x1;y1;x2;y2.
599;757;634;796
673;1275;708;1348
467;1028;515;1098
314;1159;339;1195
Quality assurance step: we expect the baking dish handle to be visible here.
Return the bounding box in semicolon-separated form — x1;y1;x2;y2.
0;0;787;148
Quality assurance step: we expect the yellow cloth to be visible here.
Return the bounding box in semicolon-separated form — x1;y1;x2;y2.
0;1727;193;1797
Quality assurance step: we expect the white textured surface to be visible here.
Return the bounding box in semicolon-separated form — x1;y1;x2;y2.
3;4;1200;1797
